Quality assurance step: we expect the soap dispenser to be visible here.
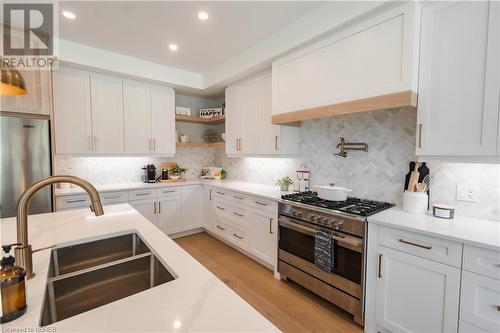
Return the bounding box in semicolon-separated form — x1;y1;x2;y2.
0;243;27;323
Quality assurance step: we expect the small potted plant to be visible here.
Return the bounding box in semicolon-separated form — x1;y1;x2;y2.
276;176;293;192
170;165;187;180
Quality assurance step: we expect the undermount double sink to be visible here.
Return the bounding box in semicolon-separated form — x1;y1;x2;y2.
40;233;175;326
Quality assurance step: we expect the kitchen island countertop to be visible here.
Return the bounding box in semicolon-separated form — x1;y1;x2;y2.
0;204;280;332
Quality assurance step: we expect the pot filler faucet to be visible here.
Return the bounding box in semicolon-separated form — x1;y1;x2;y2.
14;175;104;279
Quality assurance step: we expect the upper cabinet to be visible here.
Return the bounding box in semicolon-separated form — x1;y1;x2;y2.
416;1;500;159
123;81;176;155
225;71;299;156
54;66;176;156
271;3;419;124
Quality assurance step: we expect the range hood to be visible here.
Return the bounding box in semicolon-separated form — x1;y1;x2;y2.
272;90;417;125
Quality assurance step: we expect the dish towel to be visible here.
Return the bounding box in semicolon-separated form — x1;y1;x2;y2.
314;230;335;272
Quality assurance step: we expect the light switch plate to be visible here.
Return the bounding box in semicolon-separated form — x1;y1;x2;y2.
456;185;480;202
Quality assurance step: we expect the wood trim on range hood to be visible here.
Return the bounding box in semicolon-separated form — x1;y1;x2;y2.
272;90;417;125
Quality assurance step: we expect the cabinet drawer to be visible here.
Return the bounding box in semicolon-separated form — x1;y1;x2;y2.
213;219;229;237
226;224;247;250
379;226;462;267
55;194;90;210
464;245;500;280
128;189;155;201
100;191;128;205
213;188;251;204
250;197;277;213
156;186;180;198
213;200;247;229
460;271;500;333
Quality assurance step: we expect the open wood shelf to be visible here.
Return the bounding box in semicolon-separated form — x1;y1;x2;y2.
176;142;225;148
175;114;225;124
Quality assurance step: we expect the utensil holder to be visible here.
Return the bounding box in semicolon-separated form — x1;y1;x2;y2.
402;191;428;214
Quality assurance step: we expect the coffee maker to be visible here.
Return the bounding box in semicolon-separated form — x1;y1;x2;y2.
142;164;157;183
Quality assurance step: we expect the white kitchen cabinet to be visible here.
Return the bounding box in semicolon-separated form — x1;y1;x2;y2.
123;81;175;155
248;208;276;266
129;199;156;224
202;187;215;231
90;73;124;154
225;71;299;156
123;80;151;153
272;3;419;121
375;245;461;333
157;196;182;234
416;1;500;158
150;85;176;155
53;67;93;154
181;185;202;230
460;271;500;333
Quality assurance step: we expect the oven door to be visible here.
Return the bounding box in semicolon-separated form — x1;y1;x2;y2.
278;215;363;298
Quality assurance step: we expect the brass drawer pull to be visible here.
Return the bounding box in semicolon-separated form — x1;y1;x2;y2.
162;190;176;193
255;201;268;206
216;206;225;210
269;218;273;234
233;195;244;200
378;254;383;278
135;192;150;196
399;238;432;250
153;202;157;214
158;202;161;214
216;225;225;231
418;124;423;148
103;195;121;200
233;212;243;217
216;191;225;195
233;233;243;240
67;199;86;203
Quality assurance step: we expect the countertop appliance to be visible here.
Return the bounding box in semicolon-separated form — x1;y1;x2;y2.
0;115;52;218
142;164;157;183
278;191;394;326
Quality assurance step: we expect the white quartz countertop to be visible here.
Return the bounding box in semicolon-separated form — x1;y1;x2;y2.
368;207;500;251
0;205;279;332
55;179;286;201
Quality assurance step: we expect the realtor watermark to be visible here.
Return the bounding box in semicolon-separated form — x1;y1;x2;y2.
1;327;56;333
1;1;59;70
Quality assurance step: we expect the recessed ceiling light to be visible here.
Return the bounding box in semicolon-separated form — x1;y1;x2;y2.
169;44;178;52
62;11;76;19
198;11;209;20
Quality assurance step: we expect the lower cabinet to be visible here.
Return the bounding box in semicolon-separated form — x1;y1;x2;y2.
375;245;461;333
129;199;156;223
181;185;202;230
247;209;276;266
157;196;182;234
202;187;215;231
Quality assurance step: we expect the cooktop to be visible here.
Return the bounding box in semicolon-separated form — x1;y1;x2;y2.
281;191;394;216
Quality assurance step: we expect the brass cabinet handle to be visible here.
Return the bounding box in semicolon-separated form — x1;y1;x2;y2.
275;135;279;150
399;238;432;250
418;124;423;148
162;190;176;193
269;218;273;234
103;195;121;200
233;233;243;240
233;195;244;200
135;192;150;196
255;201;268;206
209;189;212;201
154;202;157;214
67;198;86;203
216;206;225;210
216;191;225;195
233;212;243;217
378;254;383;278
158;201;161;214
216;225;225;231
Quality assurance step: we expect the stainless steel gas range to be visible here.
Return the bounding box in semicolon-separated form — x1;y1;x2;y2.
278;192;394;326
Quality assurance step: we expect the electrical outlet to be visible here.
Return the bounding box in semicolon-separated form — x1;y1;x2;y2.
456;185;480;202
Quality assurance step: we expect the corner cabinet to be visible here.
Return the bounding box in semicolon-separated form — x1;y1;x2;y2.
225;71;299;156
53;65;176;156
416;1;500;159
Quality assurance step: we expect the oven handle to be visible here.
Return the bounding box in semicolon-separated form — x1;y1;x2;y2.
278;217;363;249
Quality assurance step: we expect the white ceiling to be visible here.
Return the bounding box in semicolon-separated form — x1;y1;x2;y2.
59;1;321;74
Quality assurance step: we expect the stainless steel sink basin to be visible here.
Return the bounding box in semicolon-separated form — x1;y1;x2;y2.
40;233;175;326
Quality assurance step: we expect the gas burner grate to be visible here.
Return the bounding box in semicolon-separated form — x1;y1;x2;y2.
281;191;394;216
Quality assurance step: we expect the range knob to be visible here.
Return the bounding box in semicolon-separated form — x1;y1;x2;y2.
320;216;330;224
310;214;320;222
290;209;303;218
333;219;344;229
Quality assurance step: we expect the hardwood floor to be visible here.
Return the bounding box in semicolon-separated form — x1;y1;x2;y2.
175;232;364;333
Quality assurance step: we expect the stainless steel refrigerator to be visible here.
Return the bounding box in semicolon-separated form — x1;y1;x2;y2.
1;115;52;218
